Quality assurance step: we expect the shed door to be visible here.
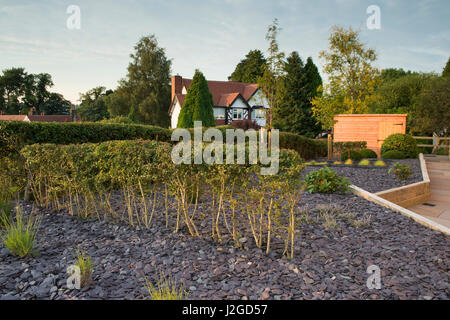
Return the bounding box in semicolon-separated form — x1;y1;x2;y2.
378;121;405;150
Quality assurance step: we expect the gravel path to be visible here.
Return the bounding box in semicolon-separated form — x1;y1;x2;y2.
1;191;448;300
305;159;423;193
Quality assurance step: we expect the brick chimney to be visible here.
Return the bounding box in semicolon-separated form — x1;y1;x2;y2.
171;75;182;103
28;107;36;116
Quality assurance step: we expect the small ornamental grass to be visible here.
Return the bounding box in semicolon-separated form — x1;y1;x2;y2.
1;209;41;258
72;249;94;288
374;160;386;167
358;159;371;166
389;162;412;180
144;271;189;300
305;167;350;194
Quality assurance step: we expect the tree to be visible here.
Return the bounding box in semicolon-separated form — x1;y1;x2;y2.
258;18;286;129
379;68;418;83
311;26;380;129
0;68;70;115
273;52;322;137
77;87;110;122
371;73;435;116
411;77;450;135
442;57;450;78
177;70;215;128
229;50;267;83
105;35;171;127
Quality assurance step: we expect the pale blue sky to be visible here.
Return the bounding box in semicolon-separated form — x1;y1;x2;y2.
0;0;449;103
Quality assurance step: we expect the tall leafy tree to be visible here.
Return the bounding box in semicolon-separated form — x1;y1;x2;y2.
177;70;215;128
442;57;450;78
273;52;322;137
0;68;70;115
411;77;450;135
105;35;171;127
380;68;417;83
77;87;110;122
229;50;267;83
258;18;285;129
311;26;380;129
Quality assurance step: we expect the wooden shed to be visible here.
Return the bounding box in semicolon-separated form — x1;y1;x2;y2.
333;114;407;157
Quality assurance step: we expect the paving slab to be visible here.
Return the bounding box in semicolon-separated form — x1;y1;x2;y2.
409;155;450;228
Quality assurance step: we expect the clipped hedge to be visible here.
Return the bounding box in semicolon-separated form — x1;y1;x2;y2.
340;149;362;161
0;121;172;150
279;132;327;160
359;148;378;159
381;133;418;158
382;150;406;159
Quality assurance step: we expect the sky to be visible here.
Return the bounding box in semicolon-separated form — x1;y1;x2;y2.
0;0;449;104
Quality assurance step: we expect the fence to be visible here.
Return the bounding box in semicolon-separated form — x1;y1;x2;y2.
413;136;450;160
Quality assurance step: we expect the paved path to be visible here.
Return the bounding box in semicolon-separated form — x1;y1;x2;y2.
409;155;450;228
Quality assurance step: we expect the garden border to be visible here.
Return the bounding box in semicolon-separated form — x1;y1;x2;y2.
373;153;430;208
350;184;449;235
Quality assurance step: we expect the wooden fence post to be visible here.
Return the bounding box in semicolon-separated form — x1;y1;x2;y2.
327;134;333;160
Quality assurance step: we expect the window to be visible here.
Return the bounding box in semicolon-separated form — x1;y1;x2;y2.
254;109;265;119
214;108;225;119
232;108;243;120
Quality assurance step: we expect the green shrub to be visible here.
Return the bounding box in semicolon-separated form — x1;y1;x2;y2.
359;148;378;158
0;121;172;153
436;148;449;155
340;149;362;161
381;133;418;158
333;141;367;154
382;150;406;159
278;132;327;160
389;162;412;180
304;167;350;194
1;210;41;258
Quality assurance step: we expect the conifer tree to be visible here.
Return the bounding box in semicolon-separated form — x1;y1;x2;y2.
177;70;215;128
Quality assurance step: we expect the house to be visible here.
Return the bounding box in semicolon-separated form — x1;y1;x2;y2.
0;107;80;123
168;75;270;128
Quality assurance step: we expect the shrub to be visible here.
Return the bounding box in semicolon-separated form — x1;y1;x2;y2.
279;132;327;160
344;159;353;165
230;119;261;130
1;209;41;258
358;159;371;166
333;141;367;154
304;167;350;194
340;149;362;161
381;133;418;158
144;271;189;300
436;148;449;156
382;150;406;159
389;162;412;180
374;160;387;166
0;121;172;153
359;148;378;159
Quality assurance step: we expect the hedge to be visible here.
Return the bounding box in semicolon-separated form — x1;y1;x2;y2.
278;132;327;160
0;121;172;150
1;120;325;160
